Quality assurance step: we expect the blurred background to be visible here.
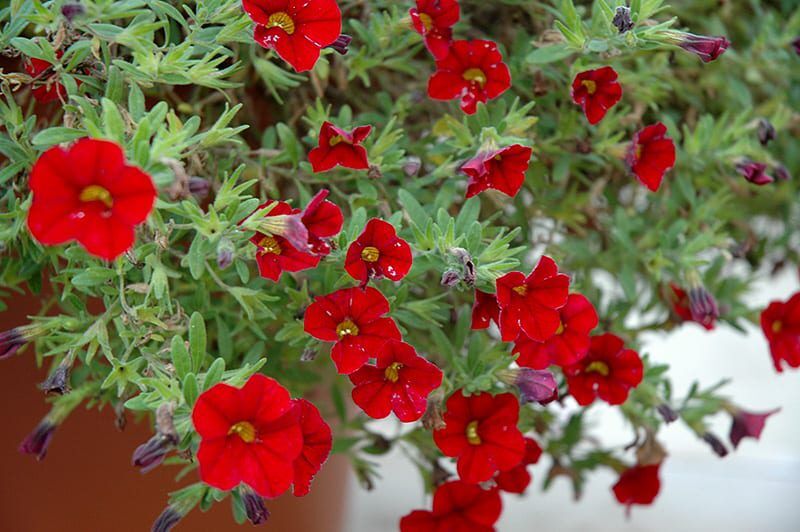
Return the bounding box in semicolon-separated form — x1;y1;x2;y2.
2;273;799;531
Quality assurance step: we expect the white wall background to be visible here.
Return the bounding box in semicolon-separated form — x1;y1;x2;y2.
343;271;800;531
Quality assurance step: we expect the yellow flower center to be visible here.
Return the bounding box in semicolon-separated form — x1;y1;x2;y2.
772;320;783;333
329;134;349;147
581;79;597;95
361;246;380;263
267;11;295;35
555;321;565;335
462;68;487;87
466;420;481;445
418;13;433;31
258;236;281;255
336;319;359;338
512;285;527;296
585;360;610;376
384;362;403;383
79;185;113;208
228;421;257;443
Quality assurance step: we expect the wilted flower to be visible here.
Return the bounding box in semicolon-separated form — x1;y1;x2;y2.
687;285;719;329
736;159;773;185
675;32;730;62
757;119;775;145
421;389;445;431
326;34;352;55
241;487;270;525
728;407;780;449
61;2;85;22
188;176;210;199
40;361;71;395
612;6;633;33
19;418;58;461
440;269;461;287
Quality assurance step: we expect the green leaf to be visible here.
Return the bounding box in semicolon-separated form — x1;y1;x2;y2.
171;335;191;380
189;312;207;372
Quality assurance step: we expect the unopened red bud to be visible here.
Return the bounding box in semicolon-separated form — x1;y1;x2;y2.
702;432;729;457
19;418;58;461
757;119;776;146
242;488;270;525
326;34;352;55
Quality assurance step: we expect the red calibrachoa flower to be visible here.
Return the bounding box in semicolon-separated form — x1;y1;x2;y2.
471;289;500;330
193;374;305;497
460;144;532;198
345;218;413;284
304;286;401;374
409;0;460;60
612;463;661;514
308;121;372;172
564;333;643;406
512;293;598;369
300;189;344;255
428;39;511;115
27;138;156;261
348;339;443;422
571;66;623;125
433;390;525;484
249;201;320;281
495;437;542;494
292;398;333;496
625;122;676;192
761;292;800;372
495;256;570;342
399;480;502;532
242;0;342;72
24;53;74;103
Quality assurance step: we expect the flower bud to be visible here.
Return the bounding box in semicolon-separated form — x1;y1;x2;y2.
19;418;58;461
0;328;27;360
774;164;791;181
40;361;71;395
61;2;85;22
702;432;729;457
687;285;719;329
728;407;780;449
216;237;235;270
151;506;182;532
676;33;730;63
188;176;211;199
736;159;774;185
132;433;176;473
757;119;775;146
326;34;352;55
403;156;422;177
656;403;678;424
793;37;800;56
421;390;445;431
241;488;270;525
612;6;633;34
440;269;461;287
300;348;318;362
503;368;558;405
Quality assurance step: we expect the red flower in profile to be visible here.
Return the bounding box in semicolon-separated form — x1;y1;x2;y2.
564;333;643;406
249;201;320;281
400;480;502;532
728;407;780;449
24;53;74;103
308;121;372;172
242;0;342;72
677;33;730;63
27;138;156;260
495;256;570;342
345;218;413;284
428;39;511;115
433;390;525;484
409;0;460;60
471;289;500;330
625;122;676;192
291;398;333;496
460;144;532;198
512;293;598;369
304;287;402;374
300;189;344;255
612;463;661;514
349;339;443;422
761;292;800;372
192;374;304;497
495;437;542;494
571;66;622;125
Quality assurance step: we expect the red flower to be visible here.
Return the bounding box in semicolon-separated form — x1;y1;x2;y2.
24;54;71;104
242;0;342;72
308;121;372;172
409;0;460;60
27;138;156;260
625;122;676;192
400;480;502;532
667;284;717;330
348;339;443;422
736;159;774;186
571;66;622;125
761;292;800;372
495;256;570;342
433;390;525;484
300;189;344;255
428;39;511;115
495;437;542;494
512;293;598;369
249;201;320;281
345;218;413;284
192;374;304;498
291;398;333;496
471;289;500;330
677;33;730;63
460;144;532;198
564;333;643;406
728;407;780;449
304;286;402;374
612;464;661;513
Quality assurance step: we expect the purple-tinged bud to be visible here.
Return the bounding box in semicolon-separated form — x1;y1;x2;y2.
757;119;775;146
61;2;85;22
326;34;352;55
656;403;678;423
702;432;729;457
19;419;57;461
676;33;730;63
612;6;633;34
151;506;182;532
188;176;211;199
687;285;719;329
403;156;422;177
441;269;461;287
300;348;318;362
255;213;309;254
39;362;71;395
421;389;445;431
774;164;791;182
242;488;270;525
216;238;234;270
736;159;774;185
1;326;35;360
132;433;177;473
729;407;780;449
507;368;558;405
792;37;800;56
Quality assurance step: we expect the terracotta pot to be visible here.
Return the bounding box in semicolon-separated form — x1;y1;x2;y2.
0;292;349;531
